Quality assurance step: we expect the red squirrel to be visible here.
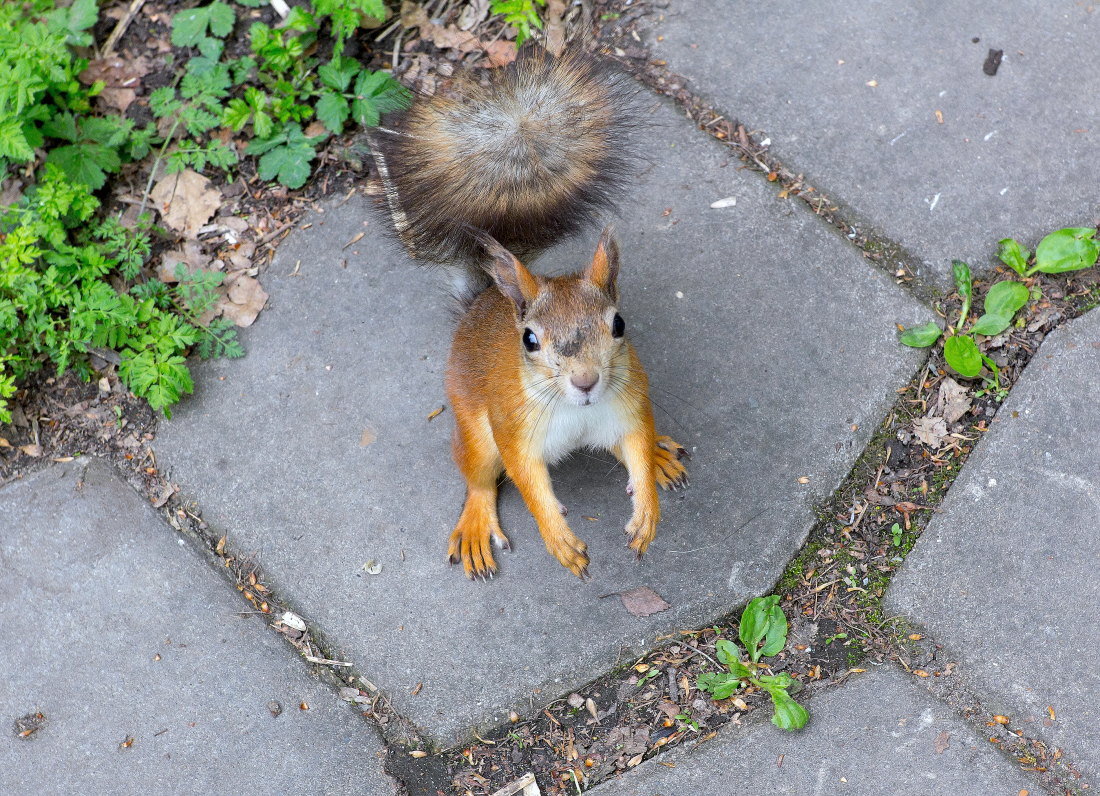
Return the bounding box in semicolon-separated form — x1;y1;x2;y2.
369;48;688;579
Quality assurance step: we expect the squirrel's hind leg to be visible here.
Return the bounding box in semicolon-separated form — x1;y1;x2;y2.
448;414;508;580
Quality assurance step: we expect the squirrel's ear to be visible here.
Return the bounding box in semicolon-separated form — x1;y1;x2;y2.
586;226;620;300
480;234;539;315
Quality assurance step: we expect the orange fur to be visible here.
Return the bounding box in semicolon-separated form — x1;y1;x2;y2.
445;237;688;579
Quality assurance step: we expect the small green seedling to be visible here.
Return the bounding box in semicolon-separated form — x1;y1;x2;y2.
900;260;1023;388
898;227;1099;386
696;596;809;730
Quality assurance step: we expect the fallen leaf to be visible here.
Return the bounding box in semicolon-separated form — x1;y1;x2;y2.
934;730;950;754
408;750;427;758
80;56;150;113
19;443;42;457
427;406;445;421
410;682;422;695
157;241;210;282
359;428;377;446
0;437;10;447
913;669;930;677
992;714;1010;724
1048;705;1056;721
617;586;671;618
150;169;222;237
219;274;268;327
362;560;383;575
482;40;516;68
912;416;949;448
933;376;972;425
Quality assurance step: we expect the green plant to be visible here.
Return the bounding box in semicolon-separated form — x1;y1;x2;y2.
890;522;903;547
696;596;810;730
998;228;1099;277
491;0;545;46
900;261;1024;388
0;166;242;421
900;227;1099;386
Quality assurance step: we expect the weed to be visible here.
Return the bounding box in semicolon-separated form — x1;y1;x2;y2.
696;596;810;730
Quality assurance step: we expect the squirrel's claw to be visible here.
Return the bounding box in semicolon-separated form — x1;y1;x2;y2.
654;435;690;492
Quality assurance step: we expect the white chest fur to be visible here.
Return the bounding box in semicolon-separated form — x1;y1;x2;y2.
541;398;628;464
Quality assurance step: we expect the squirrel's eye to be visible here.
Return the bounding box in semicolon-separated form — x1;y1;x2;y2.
611;313;625;338
522;328;540;352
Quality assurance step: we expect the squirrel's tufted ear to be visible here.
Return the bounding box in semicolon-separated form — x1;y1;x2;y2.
585;226;620;300
477;232;540;316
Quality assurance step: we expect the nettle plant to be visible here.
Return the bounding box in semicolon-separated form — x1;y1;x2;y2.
900;227;1100;389
696;596;810;730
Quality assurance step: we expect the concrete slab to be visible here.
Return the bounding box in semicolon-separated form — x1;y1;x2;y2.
887;308;1100;777
591;665;1034;796
155;98;930;743
650;1;1100;288
0;460;395;796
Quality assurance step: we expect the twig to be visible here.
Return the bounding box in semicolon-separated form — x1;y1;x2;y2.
99;0;147;57
680;641;720;668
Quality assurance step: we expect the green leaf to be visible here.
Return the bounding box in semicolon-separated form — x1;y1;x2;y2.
714;639;740;666
768;687;809;731
1033;227;1100;274
172;2;235;46
943;334;982;378
984;280;1029;317
952;260;972;301
319;56;361;92
969;312;1011;336
696;672;742;700
997;238;1030;276
207;2;235;37
899;321;943;348
67;0;99;33
315;92;350;134
758;600;788;657
739;595;781;663
172;6;211;46
46;143;120;189
0;119;34;161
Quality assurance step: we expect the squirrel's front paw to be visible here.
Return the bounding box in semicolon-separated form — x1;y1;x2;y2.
625;506;658;559
447;511;510;581
542;526;590;579
654;435;689;491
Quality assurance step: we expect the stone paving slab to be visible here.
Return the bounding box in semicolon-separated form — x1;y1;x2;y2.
650;0;1100;288
0;460;394;796
155;97;930;743
886;309;1100;778
591;665;1035;796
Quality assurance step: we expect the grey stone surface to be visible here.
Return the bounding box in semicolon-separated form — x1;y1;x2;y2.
887;309;1100;777
592;665;1034;796
0;460;394;796
651;0;1100;288
155;98;930;743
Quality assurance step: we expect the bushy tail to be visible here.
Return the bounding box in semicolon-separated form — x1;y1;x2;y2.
368;48;637;301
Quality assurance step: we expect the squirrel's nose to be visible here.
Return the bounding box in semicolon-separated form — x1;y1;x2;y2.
570;372;600;393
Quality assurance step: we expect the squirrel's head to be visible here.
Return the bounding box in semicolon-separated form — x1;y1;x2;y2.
483;227;628;408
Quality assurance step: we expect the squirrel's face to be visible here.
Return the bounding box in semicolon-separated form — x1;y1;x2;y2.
482;226;626;408
519;281;627;407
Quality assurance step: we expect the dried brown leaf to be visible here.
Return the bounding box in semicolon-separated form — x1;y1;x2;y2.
219;274;268;328
911;416;949;449
150;169;222;238
617;586;671;617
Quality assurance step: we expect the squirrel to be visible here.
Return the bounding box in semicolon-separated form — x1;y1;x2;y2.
368;48;688;580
